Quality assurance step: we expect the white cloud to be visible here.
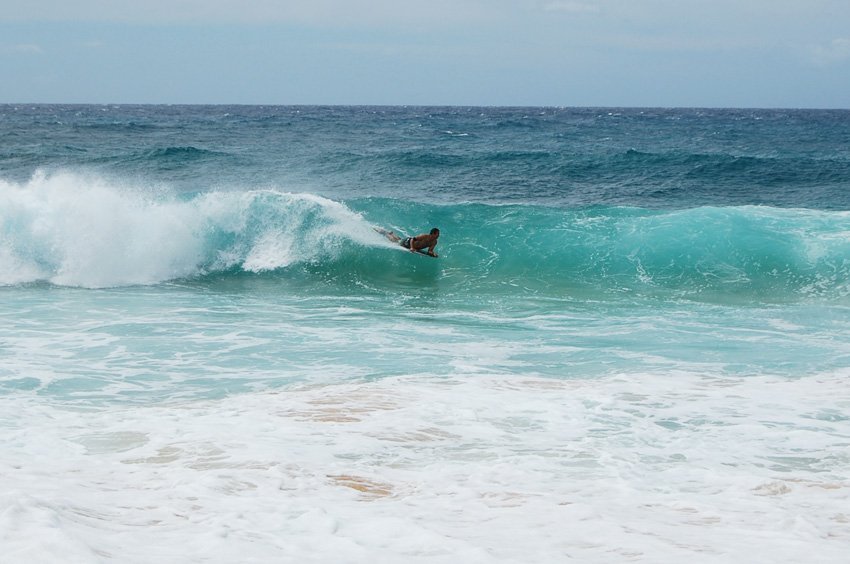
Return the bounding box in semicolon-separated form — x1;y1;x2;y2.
809;38;850;66
602;33;757;53
1;44;43;55
543;1;599;14
0;0;495;28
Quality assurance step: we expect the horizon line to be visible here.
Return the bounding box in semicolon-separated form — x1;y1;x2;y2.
2;102;849;111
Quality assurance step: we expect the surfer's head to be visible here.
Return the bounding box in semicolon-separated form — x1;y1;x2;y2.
430;228;440;237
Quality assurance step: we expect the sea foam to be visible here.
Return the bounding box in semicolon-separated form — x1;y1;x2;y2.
0;172;381;287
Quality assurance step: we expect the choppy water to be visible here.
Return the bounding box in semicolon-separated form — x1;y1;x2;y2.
1;105;849;562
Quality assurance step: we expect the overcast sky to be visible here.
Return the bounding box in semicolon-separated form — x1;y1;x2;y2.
1;0;848;107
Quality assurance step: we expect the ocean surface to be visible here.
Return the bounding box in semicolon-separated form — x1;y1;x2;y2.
1;105;849;562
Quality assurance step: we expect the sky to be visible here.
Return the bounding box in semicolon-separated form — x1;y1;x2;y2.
1;0;849;107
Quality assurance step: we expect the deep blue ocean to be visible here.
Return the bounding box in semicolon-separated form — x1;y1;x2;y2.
1;105;849;562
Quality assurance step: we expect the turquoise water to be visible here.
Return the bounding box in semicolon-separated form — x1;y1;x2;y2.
2;185;847;402
1;106;849;562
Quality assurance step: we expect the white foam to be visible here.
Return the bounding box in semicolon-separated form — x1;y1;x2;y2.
242;229;296;271
0;172;206;286
1;371;848;562
0;173;383;287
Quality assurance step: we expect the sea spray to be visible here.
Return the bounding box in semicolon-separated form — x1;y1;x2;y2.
0;173;381;287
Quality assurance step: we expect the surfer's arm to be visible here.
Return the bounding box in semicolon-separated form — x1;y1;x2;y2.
427;242;438;257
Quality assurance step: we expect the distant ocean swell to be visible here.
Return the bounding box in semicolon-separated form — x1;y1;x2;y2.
4;131;849;209
1;172;848;301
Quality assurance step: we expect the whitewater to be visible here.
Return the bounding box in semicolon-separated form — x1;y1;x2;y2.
1;105;849;563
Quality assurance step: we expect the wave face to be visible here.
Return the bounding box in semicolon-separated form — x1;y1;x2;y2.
2;172;847;302
356;198;850;303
